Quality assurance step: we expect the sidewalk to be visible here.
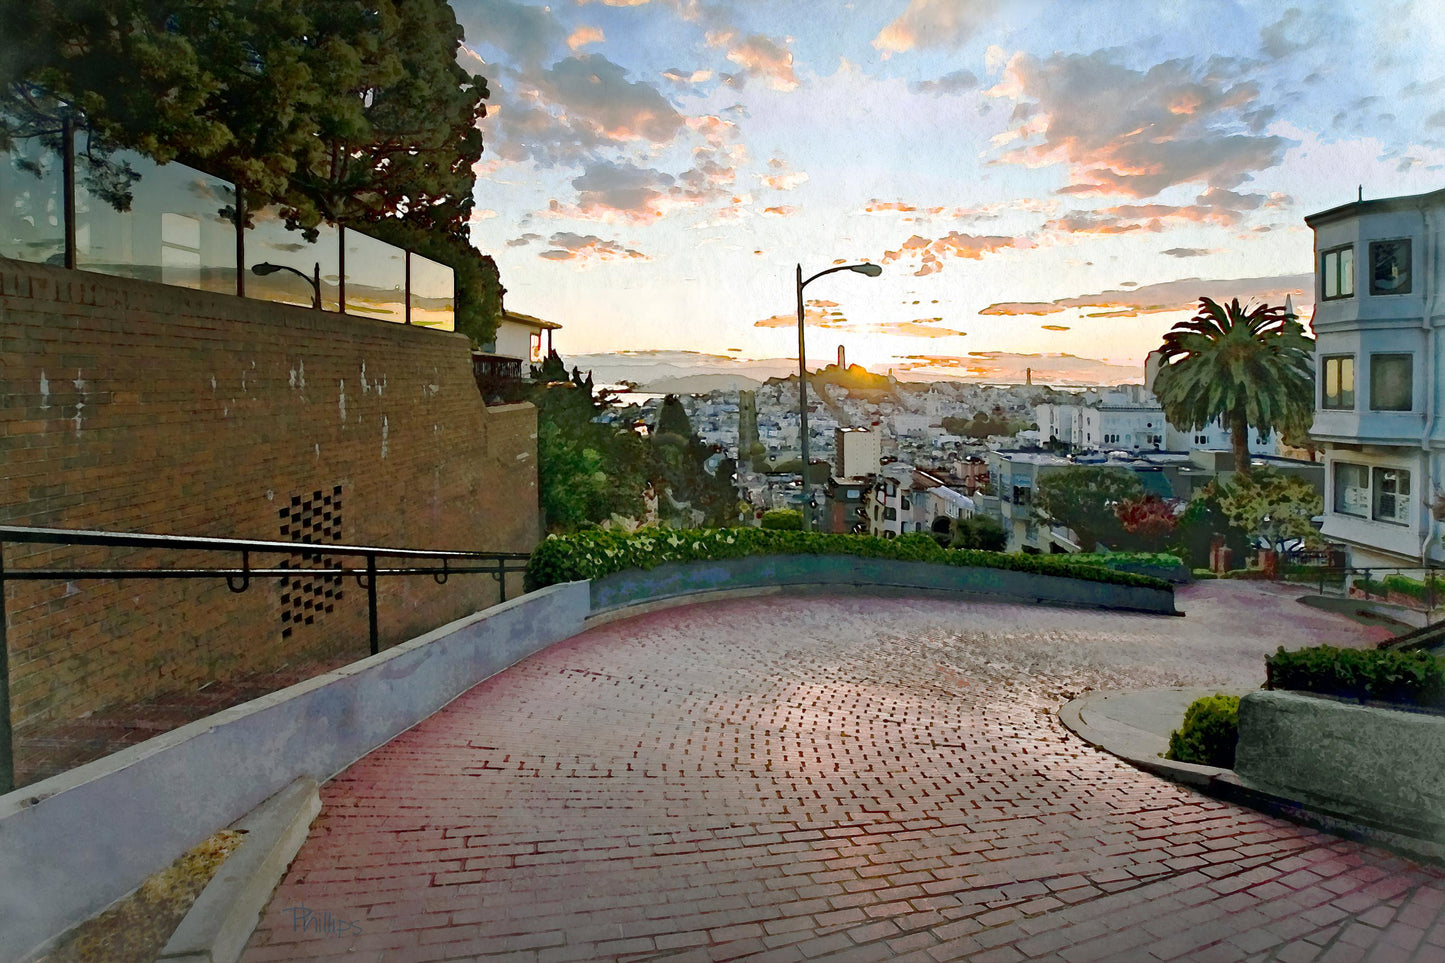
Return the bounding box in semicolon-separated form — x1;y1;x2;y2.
1059;687;1445;865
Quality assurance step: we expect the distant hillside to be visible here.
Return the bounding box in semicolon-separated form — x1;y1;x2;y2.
640;373;763;393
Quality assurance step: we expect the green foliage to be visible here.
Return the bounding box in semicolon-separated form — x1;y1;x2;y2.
950;515;1007;551
1034;467;1145;552
1171;484;1248;568
942;412;1020;439
654;395;694;439
1;1;488;240
769;459;831;484
523;528;1172;593
1266;645;1445;708
760;509;803;530
1151;297;1314;478
1378;574;1442;604
1215;467;1323;549
532;381;646;534
1166;695;1240;768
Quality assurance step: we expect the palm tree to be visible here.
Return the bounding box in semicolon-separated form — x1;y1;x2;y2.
1151;297;1314;478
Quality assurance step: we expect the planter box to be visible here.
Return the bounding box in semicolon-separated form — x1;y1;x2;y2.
1235;690;1445;839
589;555;1177;617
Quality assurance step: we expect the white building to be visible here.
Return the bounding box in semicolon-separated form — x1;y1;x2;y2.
835;427;881;479
1036;366;1278;457
1306;186;1443;566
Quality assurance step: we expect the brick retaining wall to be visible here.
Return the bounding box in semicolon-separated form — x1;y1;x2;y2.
0;260;537;739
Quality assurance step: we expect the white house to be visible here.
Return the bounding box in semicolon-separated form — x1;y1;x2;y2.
1306;186;1444;567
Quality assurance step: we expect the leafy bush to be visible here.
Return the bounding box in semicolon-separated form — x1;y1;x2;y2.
1166;694;1240;768
1379;574;1442;604
1266;645;1445;709
523;528;1172;593
759;509;803;530
950;515;1007;551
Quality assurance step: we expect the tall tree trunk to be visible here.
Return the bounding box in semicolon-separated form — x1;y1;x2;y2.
1230;409;1252;479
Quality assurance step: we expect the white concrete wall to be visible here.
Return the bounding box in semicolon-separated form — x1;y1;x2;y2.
0;582;592;963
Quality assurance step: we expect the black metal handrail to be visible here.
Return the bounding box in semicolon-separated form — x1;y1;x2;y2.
0;525;531;794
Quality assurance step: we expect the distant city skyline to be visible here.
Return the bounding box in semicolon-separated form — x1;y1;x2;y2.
455;0;1445;381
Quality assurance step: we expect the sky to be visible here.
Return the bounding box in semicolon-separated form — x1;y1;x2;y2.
452;0;1445;382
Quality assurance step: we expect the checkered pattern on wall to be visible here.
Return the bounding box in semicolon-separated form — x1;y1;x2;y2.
277;486;344;639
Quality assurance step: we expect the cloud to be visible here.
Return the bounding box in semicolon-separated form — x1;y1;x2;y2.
538;232;649;261
567;25;605;50
506;233;543;247
576;0;650;5
1259;8;1321;59
752;305;963;338
570;159;675;221
455;0;566;69
536;55;685;143
1040;325;1070;331
997;50;1295;198
708;30;799;90
1162;247;1214;258
980;273;1312;318
910;69;980;95
874;0;999;54
760;156;808;190
881;232;1032;276
663;67;715;86
762;205;796;216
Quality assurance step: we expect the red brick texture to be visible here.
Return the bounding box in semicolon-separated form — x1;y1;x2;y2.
0;260;537;740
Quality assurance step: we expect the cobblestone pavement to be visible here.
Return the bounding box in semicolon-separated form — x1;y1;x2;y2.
242;582;1444;963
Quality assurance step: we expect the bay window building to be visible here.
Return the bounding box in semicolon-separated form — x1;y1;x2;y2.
1306;188;1441;566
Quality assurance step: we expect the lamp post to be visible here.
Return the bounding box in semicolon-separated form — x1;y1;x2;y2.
795;262;882;530
252;261;322;310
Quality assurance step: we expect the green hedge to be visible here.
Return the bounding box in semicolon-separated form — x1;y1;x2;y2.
1166;694;1240;768
1266;645;1445;709
524;528;1172;593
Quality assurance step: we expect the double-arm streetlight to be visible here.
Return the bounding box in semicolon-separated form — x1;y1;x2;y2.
795;261;882;530
252;261;322;310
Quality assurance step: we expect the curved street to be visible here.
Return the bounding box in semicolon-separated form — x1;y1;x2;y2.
242;582;1445;963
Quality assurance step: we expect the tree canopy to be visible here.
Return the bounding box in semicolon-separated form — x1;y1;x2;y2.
1151;297;1314;477
1034;467;1145;552
1215;467;1323;552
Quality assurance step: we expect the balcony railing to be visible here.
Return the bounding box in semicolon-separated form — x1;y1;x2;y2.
0;125;455;329
0;525;530;793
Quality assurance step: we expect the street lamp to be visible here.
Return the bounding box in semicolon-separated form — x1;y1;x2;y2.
795;261;882;530
252;261;322;310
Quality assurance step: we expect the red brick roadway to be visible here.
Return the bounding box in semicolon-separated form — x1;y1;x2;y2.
243;582;1445;963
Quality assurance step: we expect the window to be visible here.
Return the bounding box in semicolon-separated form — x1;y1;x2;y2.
1333;462;1369;517
901;495;911;510
1372;467;1411;524
1012;485;1032;506
1195;434;1208;445
1321;245;1354;300
883;507;897;521
529;332;543;363
1370;239;1411;295
1322;356;1355;410
1369;353;1412;411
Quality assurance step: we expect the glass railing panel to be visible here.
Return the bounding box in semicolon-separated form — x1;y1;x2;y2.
74;148;236;293
245;208;341;310
0;134;65;265
408;252;455;331
343;228;406;322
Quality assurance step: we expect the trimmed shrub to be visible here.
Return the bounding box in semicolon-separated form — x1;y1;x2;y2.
523;528;1172;593
759;509;803;530
1265;645;1445;709
1166;694;1240;768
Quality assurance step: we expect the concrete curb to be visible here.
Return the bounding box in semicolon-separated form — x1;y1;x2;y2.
158;778;321;963
1059;690;1445;866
